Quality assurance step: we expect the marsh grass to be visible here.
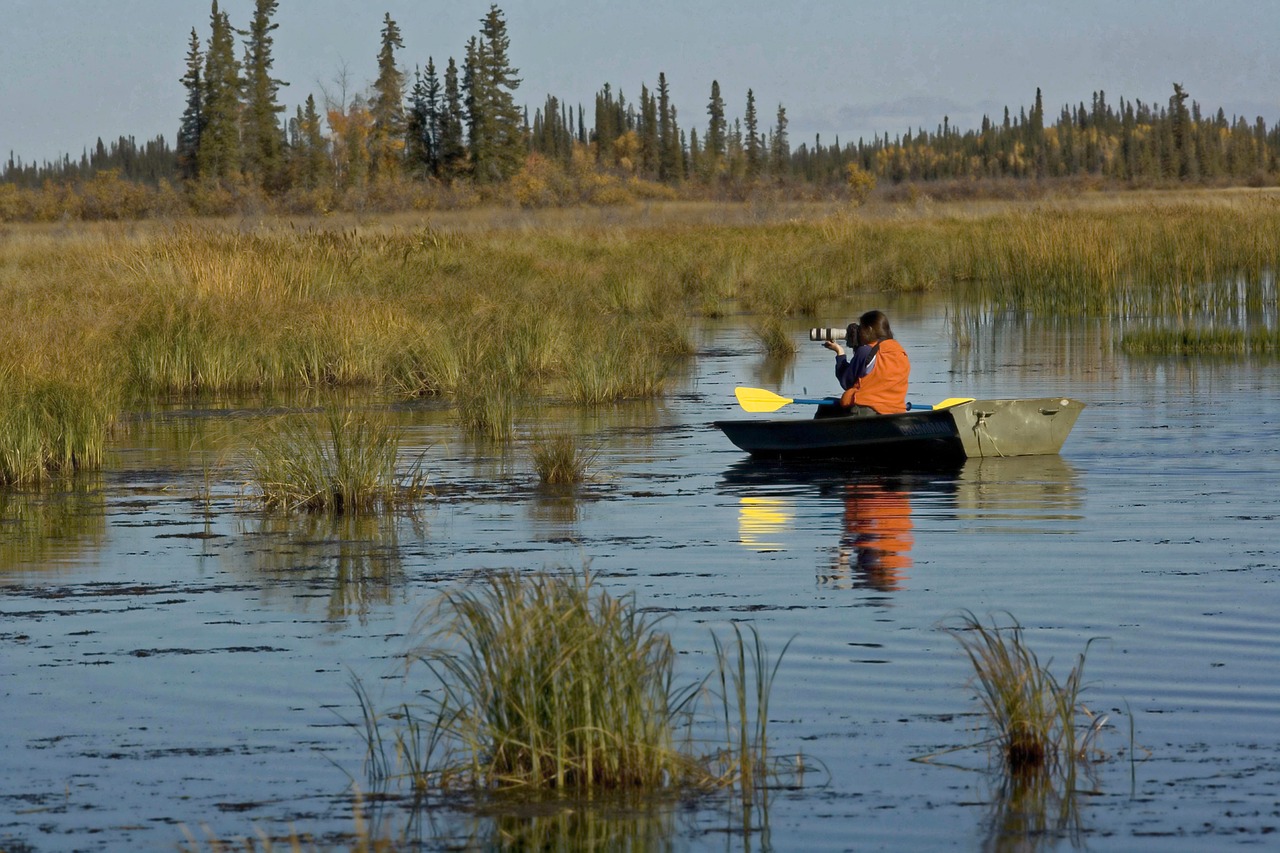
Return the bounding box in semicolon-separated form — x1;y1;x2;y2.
0;379;115;486
399;568;697;791
748;316;799;358
355;569;796;801
946;612;1104;778
3;195;1276;474
1120;326;1280;355
709;623;793;796
244;408;428;513
530;433;597;486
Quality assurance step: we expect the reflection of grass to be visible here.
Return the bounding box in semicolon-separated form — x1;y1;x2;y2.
356;568;795;799
245;408;428;513
0;481;106;569
241;512;416;622
946;611;1101;777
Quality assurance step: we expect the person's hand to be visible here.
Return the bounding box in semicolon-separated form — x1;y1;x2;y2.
823;340;844;356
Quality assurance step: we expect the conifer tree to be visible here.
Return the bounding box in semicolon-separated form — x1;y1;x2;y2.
467;5;524;182
439;57;468;179
370;13;406;179
199;1;243;182
705;80;727;172
744;88;761;178
656;73;680;182
1169;83;1194;179
639;84;659;177
298;94;329;189
770;104;790;177
240;0;286;189
406;66;439;178
177;28;205;181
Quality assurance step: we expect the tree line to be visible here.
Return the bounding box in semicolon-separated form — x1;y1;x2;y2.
3;1;1279;220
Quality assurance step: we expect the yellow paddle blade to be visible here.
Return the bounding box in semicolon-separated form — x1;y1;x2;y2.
734;386;795;413
933;397;976;409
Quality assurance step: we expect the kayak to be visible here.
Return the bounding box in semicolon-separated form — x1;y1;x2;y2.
714;397;1084;460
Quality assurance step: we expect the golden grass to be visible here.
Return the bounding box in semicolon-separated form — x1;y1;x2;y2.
0;189;1275;485
530;433;596;486
244;408;428;513
354;568;794;798
945;612;1105;778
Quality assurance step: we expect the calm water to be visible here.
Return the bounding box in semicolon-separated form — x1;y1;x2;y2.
3;307;1279;851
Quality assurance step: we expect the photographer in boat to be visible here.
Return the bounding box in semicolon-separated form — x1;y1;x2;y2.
818;309;911;416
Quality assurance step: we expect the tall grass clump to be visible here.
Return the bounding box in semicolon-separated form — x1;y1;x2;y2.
244;408;427;513
709;623;793;796
748;315;799;358
402;569;697;791
946;611;1103;778
359;569;799;800
0;379;115;486
530;433;596;486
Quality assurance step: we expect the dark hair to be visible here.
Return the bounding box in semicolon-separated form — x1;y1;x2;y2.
858;310;893;342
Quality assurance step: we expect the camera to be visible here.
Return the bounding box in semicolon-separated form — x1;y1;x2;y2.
809;327;847;342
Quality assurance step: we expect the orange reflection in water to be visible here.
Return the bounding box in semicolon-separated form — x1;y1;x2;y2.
829;482;914;592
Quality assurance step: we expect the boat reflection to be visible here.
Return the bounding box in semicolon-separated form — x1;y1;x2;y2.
721;453;1083;596
829;481;914;592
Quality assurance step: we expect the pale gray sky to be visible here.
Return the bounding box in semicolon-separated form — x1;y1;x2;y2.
3;0;1277;164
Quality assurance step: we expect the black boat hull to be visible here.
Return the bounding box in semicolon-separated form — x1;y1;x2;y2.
714;398;1084;460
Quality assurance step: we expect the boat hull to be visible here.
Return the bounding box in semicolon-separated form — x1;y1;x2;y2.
714;397;1083;460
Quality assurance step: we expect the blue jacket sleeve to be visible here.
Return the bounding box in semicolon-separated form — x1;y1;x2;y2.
835;344;874;389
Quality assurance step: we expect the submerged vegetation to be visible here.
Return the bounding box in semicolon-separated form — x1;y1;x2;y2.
354;568;794;797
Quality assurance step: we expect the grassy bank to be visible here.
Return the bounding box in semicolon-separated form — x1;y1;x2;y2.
1;192;1276;482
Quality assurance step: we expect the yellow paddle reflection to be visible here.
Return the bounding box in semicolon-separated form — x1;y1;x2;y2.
737;497;793;552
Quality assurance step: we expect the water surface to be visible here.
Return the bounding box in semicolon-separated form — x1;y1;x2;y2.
3;309;1279;850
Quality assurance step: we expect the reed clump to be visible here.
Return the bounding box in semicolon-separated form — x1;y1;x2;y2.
244;408;428;513
0;378;115;486
401;569;696;791
531;433;596;486
361;568;794;798
1120;326;1280;355
946;611;1103;777
748;315;799;358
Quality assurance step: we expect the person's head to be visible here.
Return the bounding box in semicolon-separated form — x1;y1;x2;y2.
857;310;893;344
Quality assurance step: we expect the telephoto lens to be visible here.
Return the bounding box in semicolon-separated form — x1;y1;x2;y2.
809;327;847;342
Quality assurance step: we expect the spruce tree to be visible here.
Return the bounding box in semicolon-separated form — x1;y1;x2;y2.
406;67;436;178
240;0;286;189
639;85;659;177
299;94;329;189
177;28;205;181
770;104;789;177
199;1;243;182
468;5;524;182
705;80;726;170
744;88;761;178
370;13;406;180
656;73;680;182
423;59;443;175
439;57;468;179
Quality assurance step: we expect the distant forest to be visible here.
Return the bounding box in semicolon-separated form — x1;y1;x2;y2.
3;1;1279;220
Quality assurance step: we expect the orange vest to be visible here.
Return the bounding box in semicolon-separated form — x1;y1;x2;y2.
852;338;910;414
